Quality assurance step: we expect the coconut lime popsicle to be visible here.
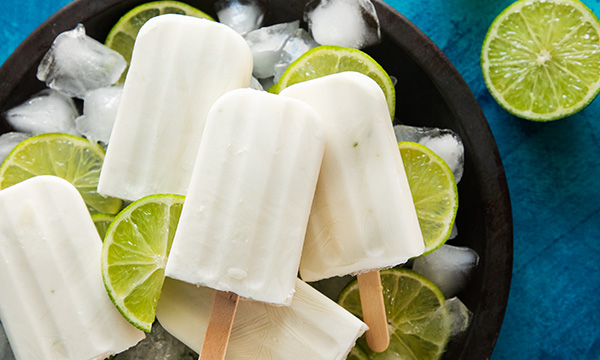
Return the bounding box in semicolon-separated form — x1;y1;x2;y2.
98;14;253;201
280;71;425;352
0;176;145;360
165;88;325;358
156;278;367;360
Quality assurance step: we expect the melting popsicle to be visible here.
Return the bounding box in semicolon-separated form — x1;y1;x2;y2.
165;88;325;358
98;14;253;201
0;176;145;359
280;71;425;352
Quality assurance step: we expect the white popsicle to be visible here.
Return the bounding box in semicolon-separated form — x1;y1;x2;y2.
165;88;325;305
280;71;424;352
0;176;144;360
280;71;424;280
98;14;253;201
156;278;367;360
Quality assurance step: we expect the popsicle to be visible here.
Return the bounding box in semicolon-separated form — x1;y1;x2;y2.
280;71;425;352
156;277;368;360
98;14;253;201
0;175;145;360
164;88;325;358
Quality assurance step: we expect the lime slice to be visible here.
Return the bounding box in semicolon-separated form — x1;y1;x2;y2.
0;133;122;215
481;0;600;121
92;213;115;241
105;0;214;83
338;268;450;360
101;194;184;332
399;142;458;255
271;45;396;119
347;345;369;360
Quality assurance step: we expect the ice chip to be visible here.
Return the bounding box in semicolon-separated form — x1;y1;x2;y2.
249;76;264;90
449;223;458;240
0;321;15;360
4;89;79;136
244;21;300;78
394;124;465;183
305;0;381;49
412;245;480;298
0;132;30;164
215;0;268;34
75;86;122;144
113;322;196;360
37;24;126;99
273;28;319;83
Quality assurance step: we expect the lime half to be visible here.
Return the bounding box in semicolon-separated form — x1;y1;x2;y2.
481;0;600;121
101;194;184;332
0;133;122;215
338;268;450;360
271;45;396;119
105;0;214;83
399;142;458;255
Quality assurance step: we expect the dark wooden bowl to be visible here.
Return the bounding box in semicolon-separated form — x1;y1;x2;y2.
0;1;513;359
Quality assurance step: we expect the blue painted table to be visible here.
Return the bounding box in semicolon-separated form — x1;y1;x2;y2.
1;0;599;359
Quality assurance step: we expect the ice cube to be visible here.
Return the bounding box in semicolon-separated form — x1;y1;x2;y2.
273;28;319;83
432;297;472;337
75;86;122;144
37;24;126;99
244;21;300;78
258;76;275;90
0;132;30;164
394;124;465;183
114;322;196;360
4;89;80;136
215;0;269;34
412;245;479;298
304;0;381;49
0;320;15;360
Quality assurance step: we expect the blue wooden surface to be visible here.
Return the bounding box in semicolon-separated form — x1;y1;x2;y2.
1;0;599;359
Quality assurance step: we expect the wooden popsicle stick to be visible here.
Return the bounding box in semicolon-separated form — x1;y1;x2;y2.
357;269;390;353
198;291;240;360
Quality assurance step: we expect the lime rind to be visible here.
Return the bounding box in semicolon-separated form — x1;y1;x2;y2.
398;142;458;255
271;45;396;119
101;194;185;332
481;0;600;121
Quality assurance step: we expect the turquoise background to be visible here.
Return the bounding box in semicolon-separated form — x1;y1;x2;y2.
1;0;599;358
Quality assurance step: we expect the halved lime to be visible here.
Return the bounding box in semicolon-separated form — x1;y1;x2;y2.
481;0;600;121
271;45;396;119
105;0;214;83
338;268;450;360
101;194;184;332
92;213;115;241
0;133;122;215
399;142;458;255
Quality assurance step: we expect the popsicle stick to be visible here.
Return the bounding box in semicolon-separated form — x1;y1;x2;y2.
199;291;240;360
357;270;390;352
